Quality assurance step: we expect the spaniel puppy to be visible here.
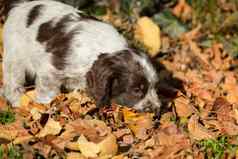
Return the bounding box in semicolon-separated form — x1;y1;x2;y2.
2;0;161;112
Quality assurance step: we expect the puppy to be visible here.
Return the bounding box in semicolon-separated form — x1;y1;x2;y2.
2;0;161;112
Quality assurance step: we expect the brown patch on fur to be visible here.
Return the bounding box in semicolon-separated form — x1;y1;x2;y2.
37;14;80;70
27;4;44;27
86;50;149;107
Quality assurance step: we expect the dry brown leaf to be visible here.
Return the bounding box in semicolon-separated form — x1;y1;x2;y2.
134;17;161;57
172;0;192;21
113;128;131;138
66;91;96;114
123;108;154;140
159;112;174;127
13;128;33;144
77;135;100;158
174;96;194;117
122;134;134;145
65;142;79;151
98;134;118;156
219;121;238;136
37;118;62;138
0;121;23;142
156;123;190;147
0;96;8;110
112;154;126;159
67;152;87;159
188;115;214;140
222;72;238;104
211;43;224;70
188;40;210;68
32;142;52;158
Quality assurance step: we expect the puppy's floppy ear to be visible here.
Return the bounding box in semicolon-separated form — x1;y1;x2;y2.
86;53;115;107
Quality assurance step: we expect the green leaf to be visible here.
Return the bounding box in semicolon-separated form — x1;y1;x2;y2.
198;136;238;159
0;145;3;159
218;35;238;57
0;110;15;125
121;0;133;15
138;0;154;10
8;145;22;159
221;12;238;30
92;5;107;16
153;10;187;38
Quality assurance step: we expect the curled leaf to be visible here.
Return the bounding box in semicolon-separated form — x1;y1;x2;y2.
188;115;214;140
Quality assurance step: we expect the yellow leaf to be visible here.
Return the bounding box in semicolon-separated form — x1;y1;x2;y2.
98;134;118;156
122;108;153;140
77;135;100;158
37;118;62;137
134;17;161;57
20;90;36;106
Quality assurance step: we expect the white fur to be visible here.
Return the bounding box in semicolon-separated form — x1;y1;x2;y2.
3;0;160;111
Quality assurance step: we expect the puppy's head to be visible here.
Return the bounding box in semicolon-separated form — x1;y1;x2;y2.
86;49;160;112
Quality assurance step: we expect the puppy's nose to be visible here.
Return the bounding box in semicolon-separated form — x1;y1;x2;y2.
143;100;161;114
143;101;154;112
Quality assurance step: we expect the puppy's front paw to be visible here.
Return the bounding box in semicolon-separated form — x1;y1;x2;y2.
35;91;57;104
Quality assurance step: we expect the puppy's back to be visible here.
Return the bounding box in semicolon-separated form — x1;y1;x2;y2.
3;0;127;72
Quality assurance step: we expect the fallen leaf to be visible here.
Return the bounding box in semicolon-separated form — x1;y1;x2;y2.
122;108;153;140
20;90;36;106
67;152;87;159
66;91;96;114
98;134;118;156
172;0;192;21
13;134;33;144
174;96;194;117
77;135;100;158
112;154;125;159
30;108;42;121
113;128;131;138
122;134;134;145
157;123;190;147
32;142;52;158
188;115;214;140
134;16;161;57
37;118;62;138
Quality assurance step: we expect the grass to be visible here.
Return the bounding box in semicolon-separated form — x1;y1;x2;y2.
0;110;15;125
198;136;238;159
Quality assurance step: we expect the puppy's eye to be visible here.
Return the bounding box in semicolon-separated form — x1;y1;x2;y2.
133;87;141;93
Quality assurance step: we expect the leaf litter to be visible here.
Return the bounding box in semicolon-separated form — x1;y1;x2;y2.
1;0;238;158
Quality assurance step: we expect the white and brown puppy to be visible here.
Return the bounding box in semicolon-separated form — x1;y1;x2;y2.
2;0;161;112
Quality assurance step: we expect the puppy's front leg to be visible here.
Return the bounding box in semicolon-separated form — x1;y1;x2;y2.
3;61;26;107
35;74;61;104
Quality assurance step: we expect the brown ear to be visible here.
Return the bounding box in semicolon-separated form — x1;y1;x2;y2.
86;53;114;107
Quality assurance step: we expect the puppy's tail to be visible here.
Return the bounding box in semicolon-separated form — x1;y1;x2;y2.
1;0;27;19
